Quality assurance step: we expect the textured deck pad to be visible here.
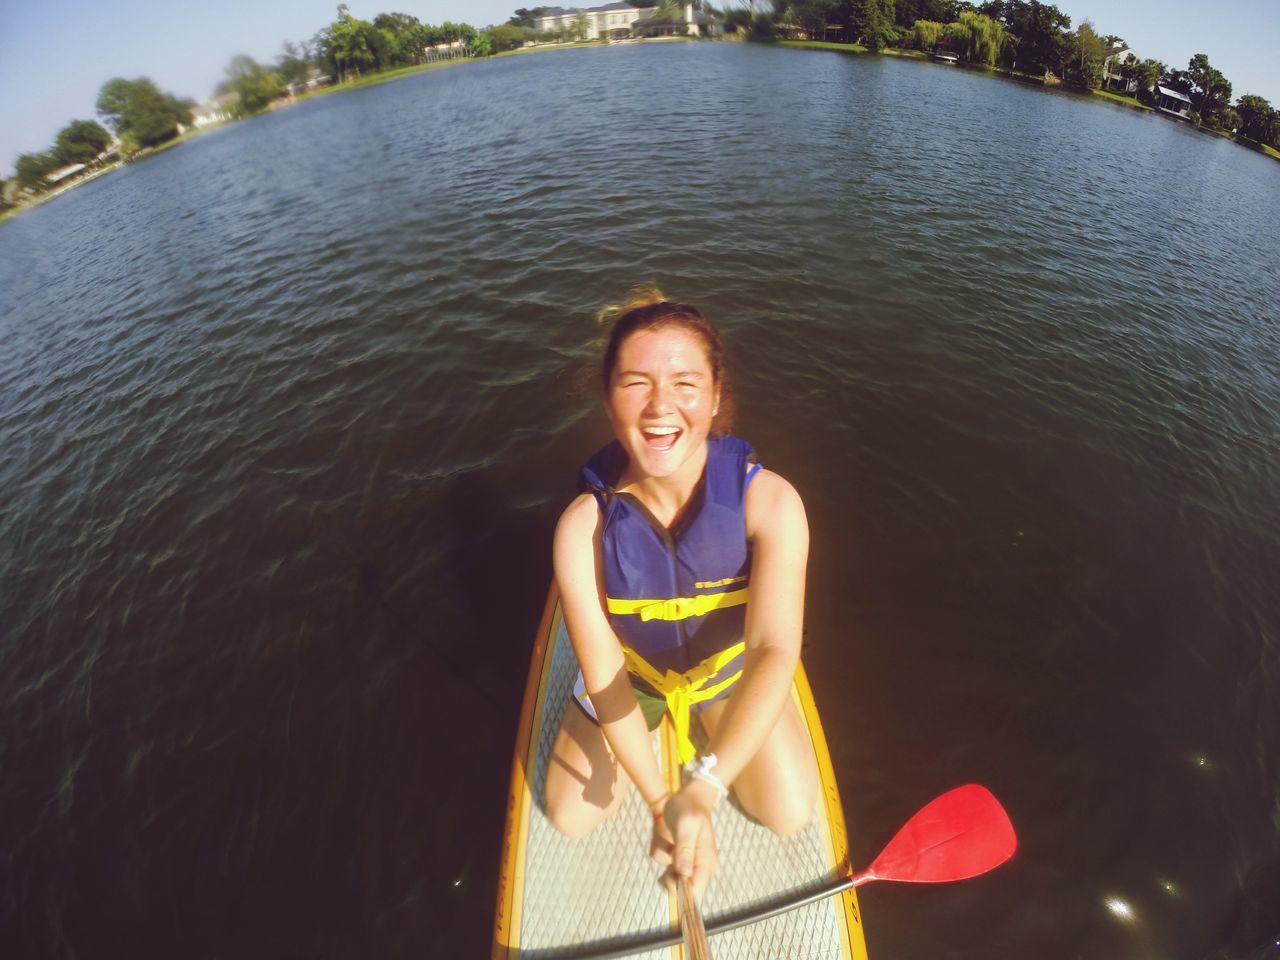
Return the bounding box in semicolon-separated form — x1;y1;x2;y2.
498;598;867;960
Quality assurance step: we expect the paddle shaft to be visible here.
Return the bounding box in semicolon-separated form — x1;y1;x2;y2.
676;877;712;960
550;874;852;960
547;783;1015;960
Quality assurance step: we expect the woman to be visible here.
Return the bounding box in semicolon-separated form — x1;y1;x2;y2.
543;290;817;901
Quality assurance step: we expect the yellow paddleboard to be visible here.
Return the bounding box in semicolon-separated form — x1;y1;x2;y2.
493;584;868;960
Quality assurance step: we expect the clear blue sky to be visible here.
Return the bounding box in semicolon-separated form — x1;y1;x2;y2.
2;0;1277;178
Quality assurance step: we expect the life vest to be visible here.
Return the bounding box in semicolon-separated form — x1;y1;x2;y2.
578;434;761;761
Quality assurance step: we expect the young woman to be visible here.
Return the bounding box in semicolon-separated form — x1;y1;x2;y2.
543;291;818;900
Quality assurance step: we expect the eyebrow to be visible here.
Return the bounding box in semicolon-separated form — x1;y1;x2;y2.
616;370;706;381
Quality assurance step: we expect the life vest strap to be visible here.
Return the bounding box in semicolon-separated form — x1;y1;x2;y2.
607;587;749;623
622;641;746;765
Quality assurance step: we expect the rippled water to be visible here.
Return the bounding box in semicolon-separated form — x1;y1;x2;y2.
2;42;1278;960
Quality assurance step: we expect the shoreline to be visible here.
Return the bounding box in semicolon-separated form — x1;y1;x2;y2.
778;39;1280;163
2;38;685;225
5;34;1273;224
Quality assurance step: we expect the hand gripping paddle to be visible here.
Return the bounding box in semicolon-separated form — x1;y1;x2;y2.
559;784;1017;960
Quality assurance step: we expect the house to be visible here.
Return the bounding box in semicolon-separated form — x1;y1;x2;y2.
1154;85;1192;120
534;3;718;40
535;3;654;40
193;94;236;128
423;39;468;61
634;5;721;37
1102;46;1138;94
44;163;87;185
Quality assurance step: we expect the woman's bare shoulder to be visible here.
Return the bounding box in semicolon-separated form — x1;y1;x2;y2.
556;492;602;544
745;468;806;537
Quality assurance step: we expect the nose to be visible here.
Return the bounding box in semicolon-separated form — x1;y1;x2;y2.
645;383;675;416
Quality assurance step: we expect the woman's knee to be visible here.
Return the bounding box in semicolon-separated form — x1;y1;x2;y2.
544;787;602;839
542;704;629;838
757;789;814;837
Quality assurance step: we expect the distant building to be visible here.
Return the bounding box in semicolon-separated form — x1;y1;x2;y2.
1102;46;1138;94
45;163;87;185
1154;85;1192;120
536;3;652;40
194;94;236;128
634;5;721;37
534;3;718;40
423;39;469;61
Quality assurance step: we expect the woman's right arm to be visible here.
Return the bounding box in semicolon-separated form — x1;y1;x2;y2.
554;494;669;812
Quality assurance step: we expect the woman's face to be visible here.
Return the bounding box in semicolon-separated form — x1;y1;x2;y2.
605;325;720;482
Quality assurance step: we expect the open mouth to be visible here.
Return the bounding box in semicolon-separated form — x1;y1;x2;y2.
642;426;681;452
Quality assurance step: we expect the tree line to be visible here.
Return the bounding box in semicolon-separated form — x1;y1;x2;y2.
3;5;504;207
6;0;1275;210
764;0;1280;149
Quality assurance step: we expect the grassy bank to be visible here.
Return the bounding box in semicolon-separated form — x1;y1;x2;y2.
1092;88;1153;113
779;40;869;54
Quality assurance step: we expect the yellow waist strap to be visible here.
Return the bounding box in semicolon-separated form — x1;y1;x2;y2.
622;641;746;764
607;587;749;623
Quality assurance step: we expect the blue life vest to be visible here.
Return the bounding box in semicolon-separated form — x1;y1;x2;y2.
578;434;761;683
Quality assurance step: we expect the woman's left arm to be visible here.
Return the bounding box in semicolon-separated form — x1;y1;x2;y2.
702;468;809;786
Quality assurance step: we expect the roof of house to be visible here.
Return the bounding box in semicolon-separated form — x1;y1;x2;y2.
538;3;639;15
45;163;87;184
1156;85;1192;103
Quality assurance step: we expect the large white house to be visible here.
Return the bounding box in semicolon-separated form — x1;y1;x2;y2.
534;3;709;40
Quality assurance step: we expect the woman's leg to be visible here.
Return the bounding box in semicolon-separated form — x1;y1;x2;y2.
543;699;632;838
698;695;818;836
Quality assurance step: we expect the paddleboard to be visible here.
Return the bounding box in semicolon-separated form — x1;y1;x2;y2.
493;584;868;960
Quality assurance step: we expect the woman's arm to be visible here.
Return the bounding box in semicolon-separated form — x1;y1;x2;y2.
701;468;809;787
554;493;669;810
664;468;808;896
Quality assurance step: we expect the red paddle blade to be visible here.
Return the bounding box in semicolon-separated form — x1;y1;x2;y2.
851;784;1016;886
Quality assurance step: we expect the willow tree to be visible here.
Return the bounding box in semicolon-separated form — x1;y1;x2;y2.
944;11;1005;66
911;18;943;51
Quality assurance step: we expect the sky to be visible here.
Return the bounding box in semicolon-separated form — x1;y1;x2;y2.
2;0;1278;178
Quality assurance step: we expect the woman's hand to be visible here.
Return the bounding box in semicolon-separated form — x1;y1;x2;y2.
649;794;673;868
661;780;720;901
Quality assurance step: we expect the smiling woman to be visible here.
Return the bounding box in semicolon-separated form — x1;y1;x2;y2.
542;288;820;903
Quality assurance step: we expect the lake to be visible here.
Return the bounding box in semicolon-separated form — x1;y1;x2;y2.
1;40;1278;960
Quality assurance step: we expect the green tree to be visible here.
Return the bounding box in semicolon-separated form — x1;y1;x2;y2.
96;77;192;148
487;23;530;51
440;22;479;44
654;0;680;20
14;152;60;190
573;9;591;39
896;0;958;27
1062;18;1106;89
911;18;944;49
508;7;550;28
373;12;423;65
323;5;379;80
53;119;113;164
844;0;898;50
785;0;840;36
1187;53;1232;129
223;55;287;115
944;11;1005;65
277;41;313;85
1235;94;1278;146
472;30;494;56
985;0;1070;74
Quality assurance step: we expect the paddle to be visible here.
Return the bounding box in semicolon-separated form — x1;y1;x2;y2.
552;783;1016;960
850;783;1017;887
676;876;711;960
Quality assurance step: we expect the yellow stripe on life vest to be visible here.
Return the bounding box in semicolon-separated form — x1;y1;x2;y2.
622;641;746;765
606;587;749;623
